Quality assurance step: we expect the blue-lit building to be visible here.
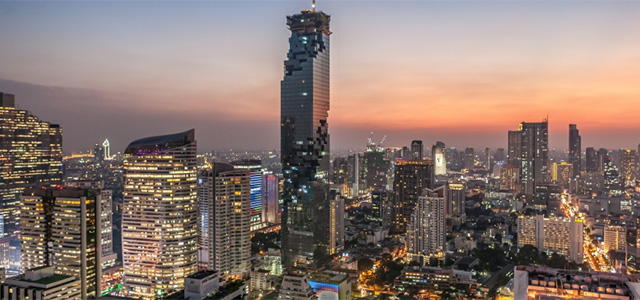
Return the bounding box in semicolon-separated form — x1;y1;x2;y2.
231;159;264;231
280;6;332;268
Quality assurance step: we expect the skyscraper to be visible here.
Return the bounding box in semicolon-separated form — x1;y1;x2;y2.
262;173;280;225
391;158;434;234
0;92;62;243
406;186;445;264
231;159;264;231
432;141;446;177
510;120;549;196
569;124;581;178
464;148;475;170
197;163;251;277
280;6;331;268
122;129;198;299
20;187;104;299
620;149;636;188
507;130;522;166
329;193;345;255
411;140;423;160
585;147;598;173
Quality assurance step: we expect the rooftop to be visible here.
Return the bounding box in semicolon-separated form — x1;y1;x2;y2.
124;129;194;155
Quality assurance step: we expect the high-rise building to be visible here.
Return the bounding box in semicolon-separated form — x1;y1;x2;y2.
391;158;434;234
262;173;280;225
603;151;622;195
463;148;474;170
411;140;423;160
0;92;62;246
432;142;446;177
363;146;389;191
20;187;105;299
620;149;636;188
552;162;574;190
569;124;581;178
511;120;549;195
231;159;264;231
280;7;331;268
445;183;466;228
603;225;626;253
197;163;251;277
494;148;506;164
507;130;522;166
122;129;198;299
406;186;445;264
517;215;583;262
597;148;608;175
371;189;390;221
329;193;345;255
585;147;598;173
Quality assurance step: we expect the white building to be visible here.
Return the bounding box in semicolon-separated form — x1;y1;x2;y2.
122;130;198;299
406;186;446;264
517;215;584;262
0;266;82;300
198;162;251;277
184;271;220;300
278;275;315;300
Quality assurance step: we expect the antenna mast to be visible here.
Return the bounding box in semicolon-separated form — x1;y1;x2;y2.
312;0;316;12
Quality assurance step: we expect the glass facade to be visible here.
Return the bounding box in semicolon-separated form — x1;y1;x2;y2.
122;129;198;299
0;92;62;275
280;9;331;268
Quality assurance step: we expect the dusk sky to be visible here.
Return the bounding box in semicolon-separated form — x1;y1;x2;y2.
1;1;639;154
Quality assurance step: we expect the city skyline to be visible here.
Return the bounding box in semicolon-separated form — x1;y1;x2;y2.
1;1;640;153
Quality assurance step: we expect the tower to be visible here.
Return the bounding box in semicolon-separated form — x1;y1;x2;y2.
122;130;198;299
432;141;446;177
391;158;434;234
280;7;331;268
516;120;549;196
569;124;581;178
20;187;105;300
197;163;251;277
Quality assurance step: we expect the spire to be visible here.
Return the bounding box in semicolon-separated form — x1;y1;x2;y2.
312;0;316;12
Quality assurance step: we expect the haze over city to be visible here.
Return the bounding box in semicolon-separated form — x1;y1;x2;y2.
1;1;639;153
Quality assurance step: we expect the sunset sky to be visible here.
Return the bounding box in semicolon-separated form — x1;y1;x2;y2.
1;1;639;154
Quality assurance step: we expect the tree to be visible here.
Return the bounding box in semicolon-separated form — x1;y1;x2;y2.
358;258;374;272
516;245;540;266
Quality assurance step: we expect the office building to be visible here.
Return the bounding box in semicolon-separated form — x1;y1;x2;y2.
411;140;423;160
363;145;389;191
122;129;198;299
507;130;522;166
0;266;82;300
184;271;220;300
231;159;263;230
603;151;622;195
406;186;446;264
552;161;574;190
20;187;105;299
0;92;62;269
464;148;474;170
396;266;477;296
604;225;627;253
569;124;581;178
280;6;332;268
329;193;345;255
432;141;446;177
371;189;390;221
585;147;598;173
620;149;636;188
597;148;608;174
391;158;433;234
262;173;280;225
278;275;315;300
446;182;466;228
197;163;251;277
517;215;583;262
509;120;549;195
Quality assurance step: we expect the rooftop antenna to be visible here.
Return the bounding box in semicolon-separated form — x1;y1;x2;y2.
312;0;316;12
